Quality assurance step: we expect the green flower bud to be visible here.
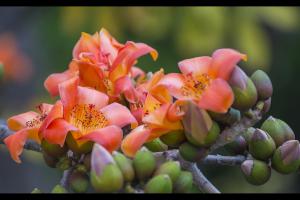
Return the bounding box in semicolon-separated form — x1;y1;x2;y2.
0;63;4;80
160;130;187;147
41;139;68;158
179;142;208;162
271;140;300;174
248;129;276;160
241;159;271;185
262;98;271;114
31;188;42;193
42;151;58;168
66;133;93;154
113;151;135;182
251;70;273;100
261;116;295;147
188;184;202;193
145;138;168;152
145;175;172;193
242;127;256;143
229;67;258;111
56;156;72;171
154;161;181;183
182;101;220;147
90;144;124;193
174;171;193;193
133;147;156;181
51;184;68;193
69;171;89;193
224;135;247;155
83;153;91;171
209;108;241;125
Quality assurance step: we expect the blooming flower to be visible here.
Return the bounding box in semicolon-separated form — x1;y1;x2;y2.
156;48;247;113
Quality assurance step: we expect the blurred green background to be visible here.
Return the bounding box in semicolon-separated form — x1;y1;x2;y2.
1;6;300;193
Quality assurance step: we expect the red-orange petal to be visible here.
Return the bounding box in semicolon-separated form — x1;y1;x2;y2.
72;32;100;60
114;75;135;98
198;78;234;113
178;56;212;76
167;100;187;122
39;100;64;133
78;125;123;153
7;111;40;131
210;48;247;81
121;125;151;157
130;66;145;79
77;86;109;109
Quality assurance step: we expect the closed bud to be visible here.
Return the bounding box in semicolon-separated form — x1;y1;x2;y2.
74;164;88;174
209;108;241;125
241;159;271;185
154;161;181;183
31;188;42;193
160;130;187;147
251;70;273;100
66;133;93;154
56;156;72;171
229;67;258;111
42;151;58;168
51;184;68;193
179;142;208;162
113;151;135;182
271;140;300;174
242;127;256;143
145;138;168;152
262;98;272;114
83;153;91;171
249;129;276;160
145;175;172;193
133;147;156;181
174;171;193;193
182;101;220;147
261;116;295;147
41;139;68;158
224;135;247;155
69;171;89;193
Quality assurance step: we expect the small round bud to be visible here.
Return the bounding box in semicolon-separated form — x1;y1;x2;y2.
174;171;193;193
271;140;300;174
251;70;273;100
242;127;256;143
113;151;135;182
160;130;187;147
209;108;241;125
144;138;168;152
66;133;93;154
248;129;276;160
241;159;271;185
262;98;271;114
56;156;72;171
31;188;42;193
41;139;68;158
179;142;208;162
154;161;181;183
145;175;172;193
69;171;89;193
224;135;247;155
261;116;295;147
133;147;156;181
51;184;68;193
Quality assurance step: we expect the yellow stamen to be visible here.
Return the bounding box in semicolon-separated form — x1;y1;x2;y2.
181;73;212;99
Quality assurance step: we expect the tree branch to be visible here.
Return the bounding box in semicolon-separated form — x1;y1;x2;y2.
202;154;246;166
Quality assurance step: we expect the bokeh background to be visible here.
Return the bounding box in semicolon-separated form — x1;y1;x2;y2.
1;6;300;193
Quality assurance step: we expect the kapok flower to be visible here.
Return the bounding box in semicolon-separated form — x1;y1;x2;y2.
4;103;55;163
156;48;247;113
41;76;137;153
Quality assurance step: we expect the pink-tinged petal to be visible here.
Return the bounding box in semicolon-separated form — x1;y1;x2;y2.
4;129;29;163
178;56;212;76
101;103;137;128
72;32;100;60
114;76;135;98
131;66;145;79
58;76;79;119
143;103;169;127
130;106;144;125
42;119;77;147
210;48;247;80
37;103;53;114
7;111;40;131
167;100;187;122
77;86;109;109
198;78;234;113
78;125;123;153
121;125;151;157
39;100;63;133
44;69;78;97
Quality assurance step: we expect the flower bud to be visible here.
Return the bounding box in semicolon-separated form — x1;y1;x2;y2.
160;130;187;147
174;171;193;193
209;108;241;125
133;147;156;181
74;164;88;174
51;184;68;193
113;151;135;182
229;67;258;111
224;135;247;155
90;144;124;193
69;171;89;193
41;139;68;158
261;116;295;147
83;153;91;171
144;138;168;152
241;159;271;185
179;142;208;162
154;161;181;183
31;188;42;193
56;156;72;171
271;140;300;174
262;98;271;114
66;133;93;154
144;175;172;193
0;63;4;80
242;127;256;143
42;151;59;168
251;70;273;100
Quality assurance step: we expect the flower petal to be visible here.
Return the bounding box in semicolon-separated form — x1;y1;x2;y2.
121;125;151;157
167;100;187;122
198;78;234;113
78;125;123;153
101;103;137;128
114;75;135;98
77;86;109;110
7;111;40;131
178;56;212;76
39;100;64;133
131;66;145;79
72;32;100;60
210;48;247;80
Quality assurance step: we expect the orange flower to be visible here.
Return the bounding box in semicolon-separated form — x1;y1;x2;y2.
41;77;137;153
156;48;247;113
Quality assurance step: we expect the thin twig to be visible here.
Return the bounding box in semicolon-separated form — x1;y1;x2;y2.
60;167;74;189
202;154;246;166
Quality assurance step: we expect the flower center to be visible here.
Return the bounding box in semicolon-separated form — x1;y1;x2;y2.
181;73;212;99
70;104;108;134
